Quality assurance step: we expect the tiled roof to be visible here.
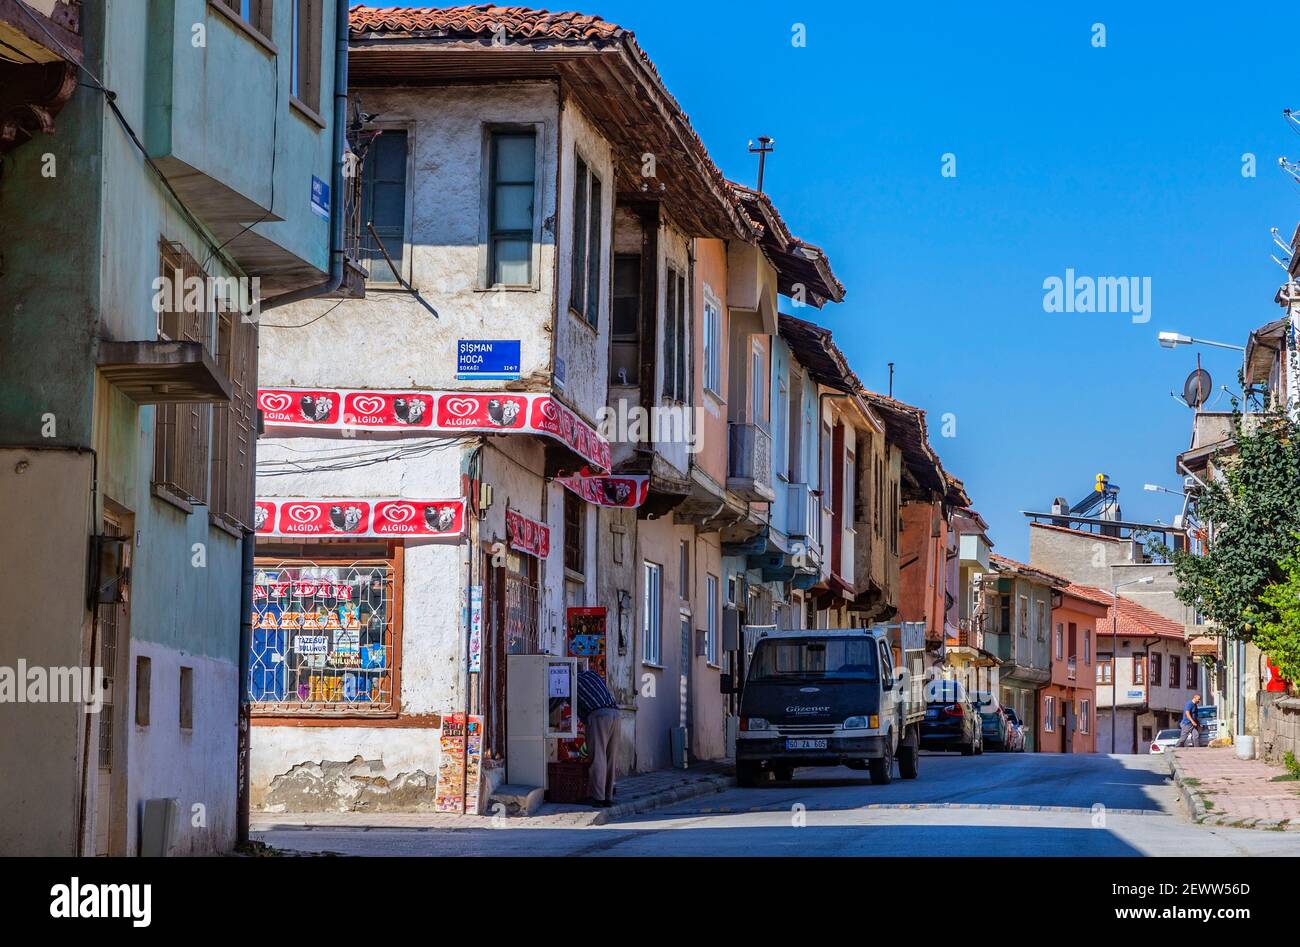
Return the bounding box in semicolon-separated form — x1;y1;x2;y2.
1062;582;1187;640
732;183;845;307
858;390;947;499
350;5;624;41
989;553;1070;587
348;5;753;240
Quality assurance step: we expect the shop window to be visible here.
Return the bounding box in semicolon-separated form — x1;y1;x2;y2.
1080;699;1091;734
1044;695;1055;732
249;557;399;714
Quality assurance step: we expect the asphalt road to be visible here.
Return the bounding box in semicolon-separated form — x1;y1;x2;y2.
253;752;1300;856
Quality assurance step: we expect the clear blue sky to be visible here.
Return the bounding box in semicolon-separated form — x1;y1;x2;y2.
388;2;1293;560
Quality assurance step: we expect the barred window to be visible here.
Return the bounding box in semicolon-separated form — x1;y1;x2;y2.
153;240;213;507
249;558;399;714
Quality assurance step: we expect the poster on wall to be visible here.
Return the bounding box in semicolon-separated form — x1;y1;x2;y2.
258;387;611;472
506;508;551;559
434;712;468;814
465;715;484;814
555;475;649;509
255;497;465;539
557;607;608;762
467;586;483;674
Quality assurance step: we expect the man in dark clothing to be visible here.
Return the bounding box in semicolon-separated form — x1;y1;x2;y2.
577;668;619;807
1176;693;1202;747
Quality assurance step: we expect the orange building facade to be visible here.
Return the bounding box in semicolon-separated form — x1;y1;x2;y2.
1039;586;1108;752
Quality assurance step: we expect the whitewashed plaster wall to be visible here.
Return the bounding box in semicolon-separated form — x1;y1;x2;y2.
259;82;562;396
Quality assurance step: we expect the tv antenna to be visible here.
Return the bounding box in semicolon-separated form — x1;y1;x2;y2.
748;136;775;193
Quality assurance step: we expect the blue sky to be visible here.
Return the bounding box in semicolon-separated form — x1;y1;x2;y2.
388;2;1293;559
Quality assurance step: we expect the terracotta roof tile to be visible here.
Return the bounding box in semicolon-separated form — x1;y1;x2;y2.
1061;582;1187;640
989;553;1070;587
350;5;624;41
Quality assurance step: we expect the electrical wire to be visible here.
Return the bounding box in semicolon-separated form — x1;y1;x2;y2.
257;296;347;328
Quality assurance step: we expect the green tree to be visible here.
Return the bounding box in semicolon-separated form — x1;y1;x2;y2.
1166;407;1300;643
1249;547;1300;685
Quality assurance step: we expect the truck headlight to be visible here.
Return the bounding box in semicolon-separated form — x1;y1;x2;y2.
741;717;769;731
843;715;879;730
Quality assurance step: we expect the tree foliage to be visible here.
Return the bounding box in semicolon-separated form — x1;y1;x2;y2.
1168;408;1300;641
1248;547;1300;686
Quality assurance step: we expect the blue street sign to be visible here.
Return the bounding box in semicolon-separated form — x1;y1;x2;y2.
457;340;521;380
310;175;330;220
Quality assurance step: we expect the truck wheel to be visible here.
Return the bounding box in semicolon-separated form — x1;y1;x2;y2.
869;740;894;785
898;744;919;779
737;762;764;788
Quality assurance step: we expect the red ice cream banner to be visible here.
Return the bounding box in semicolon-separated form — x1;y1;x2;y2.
254;498;466;539
506;508;551;559
257;387;611;472
555;474;650;509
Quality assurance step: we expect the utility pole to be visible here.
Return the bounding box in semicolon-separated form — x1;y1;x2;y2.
748;136;774;193
887;362;895;398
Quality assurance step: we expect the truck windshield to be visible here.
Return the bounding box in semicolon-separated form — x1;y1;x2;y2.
749;637;878;682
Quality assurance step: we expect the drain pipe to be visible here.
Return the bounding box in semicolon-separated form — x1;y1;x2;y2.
260;0;351;312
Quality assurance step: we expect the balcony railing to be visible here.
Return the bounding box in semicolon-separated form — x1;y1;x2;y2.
956;618;984;651
727;423;774;502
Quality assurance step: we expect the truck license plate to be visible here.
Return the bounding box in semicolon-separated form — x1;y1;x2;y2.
785;739;827;750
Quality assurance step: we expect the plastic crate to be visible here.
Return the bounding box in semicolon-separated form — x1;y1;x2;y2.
546;760;591;804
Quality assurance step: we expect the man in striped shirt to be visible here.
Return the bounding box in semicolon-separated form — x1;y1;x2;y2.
577;668;619;807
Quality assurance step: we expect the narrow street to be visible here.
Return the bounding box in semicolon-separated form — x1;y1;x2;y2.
253;753;1300;857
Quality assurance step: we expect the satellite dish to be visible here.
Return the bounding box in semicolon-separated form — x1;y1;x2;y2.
1183;368;1212;408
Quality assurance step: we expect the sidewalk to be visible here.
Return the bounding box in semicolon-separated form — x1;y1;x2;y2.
1167;746;1300;830
251;760;735;833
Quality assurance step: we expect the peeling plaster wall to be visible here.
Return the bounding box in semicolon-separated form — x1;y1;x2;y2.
252;435;470;805
260;82;562;396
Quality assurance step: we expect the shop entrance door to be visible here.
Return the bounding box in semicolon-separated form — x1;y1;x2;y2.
485;550;539;760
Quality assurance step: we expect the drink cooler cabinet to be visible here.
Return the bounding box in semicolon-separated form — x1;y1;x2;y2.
506;655;579;789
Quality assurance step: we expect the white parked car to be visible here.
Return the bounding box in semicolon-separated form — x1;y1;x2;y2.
1148;729;1183;754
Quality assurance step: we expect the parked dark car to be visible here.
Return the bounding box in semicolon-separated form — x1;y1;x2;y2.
1001;706;1026;752
920;679;982;755
971;691;1011;751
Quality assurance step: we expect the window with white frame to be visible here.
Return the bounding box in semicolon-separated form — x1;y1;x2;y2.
643;561;662;666
751;344;765;426
569;153;604;325
775;377;789;481
487;129;537;287
703;292;722;396
1080;698;1090;733
1055;623;1063;660
706;574;719;665
1044;695;1056;732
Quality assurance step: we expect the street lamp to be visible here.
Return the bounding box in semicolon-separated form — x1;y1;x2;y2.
1156;331;1245;353
1143;483;1186;497
1109;575;1156;754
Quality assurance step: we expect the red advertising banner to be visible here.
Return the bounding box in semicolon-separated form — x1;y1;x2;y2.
555;474;650;509
505;508;550;559
258;387;610;471
255;498;465;539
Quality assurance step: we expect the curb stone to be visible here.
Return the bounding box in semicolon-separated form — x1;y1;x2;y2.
1166;751;1300;832
590;774;733;826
